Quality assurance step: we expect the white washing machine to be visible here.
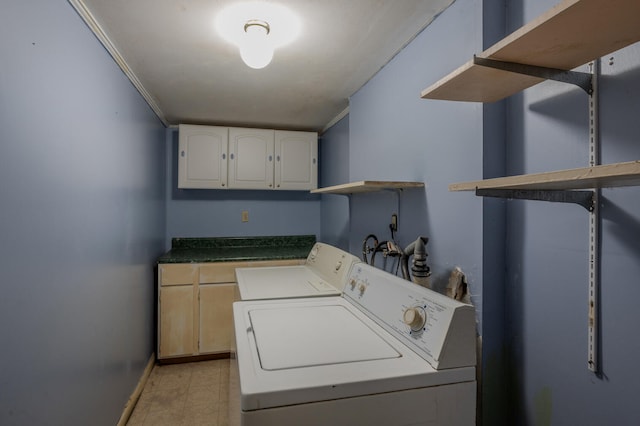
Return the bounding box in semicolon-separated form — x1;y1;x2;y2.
234;242;360;300
229;263;477;426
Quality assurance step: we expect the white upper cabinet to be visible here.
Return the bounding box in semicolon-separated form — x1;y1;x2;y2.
275;130;318;190
178;124;228;189
228;127;275;189
178;125;318;190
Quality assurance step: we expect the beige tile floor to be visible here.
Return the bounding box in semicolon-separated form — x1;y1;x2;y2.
127;359;230;426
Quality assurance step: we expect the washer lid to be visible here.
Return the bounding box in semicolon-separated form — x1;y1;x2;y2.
236;266;340;300
249;305;401;370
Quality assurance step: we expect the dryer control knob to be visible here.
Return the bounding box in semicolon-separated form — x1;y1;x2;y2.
335;261;343;271
358;282;367;295
403;307;426;331
308;245;319;260
349;278;357;289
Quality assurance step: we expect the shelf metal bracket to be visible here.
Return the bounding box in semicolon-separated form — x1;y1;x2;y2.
473;56;593;95
476;189;594;211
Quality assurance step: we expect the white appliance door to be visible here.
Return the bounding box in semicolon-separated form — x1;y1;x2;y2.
249;304;400;370
236;266;339;300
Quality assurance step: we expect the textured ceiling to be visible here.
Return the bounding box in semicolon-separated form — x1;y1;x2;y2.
73;0;454;132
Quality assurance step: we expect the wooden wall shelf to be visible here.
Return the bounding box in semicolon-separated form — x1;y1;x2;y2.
449;161;640;192
311;181;424;195
419;0;640;373
421;0;640;102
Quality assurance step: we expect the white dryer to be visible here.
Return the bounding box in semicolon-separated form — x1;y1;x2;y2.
234;242;360;300
230;263;477;426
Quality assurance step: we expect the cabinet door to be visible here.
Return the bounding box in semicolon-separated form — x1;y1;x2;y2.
199;283;235;354
274;130;318;190
159;285;195;358
228;127;274;189
178;124;229;189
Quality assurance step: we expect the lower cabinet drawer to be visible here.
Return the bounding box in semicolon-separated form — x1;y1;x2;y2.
160;264;197;286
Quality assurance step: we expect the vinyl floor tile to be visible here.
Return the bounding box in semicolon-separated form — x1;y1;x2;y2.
127;359;230;426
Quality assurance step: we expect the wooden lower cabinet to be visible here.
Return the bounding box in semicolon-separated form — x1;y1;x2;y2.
159;285;195;357
158;259;303;360
199;283;235;354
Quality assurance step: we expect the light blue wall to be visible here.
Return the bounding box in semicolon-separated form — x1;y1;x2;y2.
164;129;320;249
505;1;640;424
479;1;508;423
321;0;501;420
347;0;484;320
0;1;166;424
322;0;640;423
318;116;350;249
348;0;483;295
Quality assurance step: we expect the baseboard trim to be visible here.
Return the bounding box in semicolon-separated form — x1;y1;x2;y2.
117;352;156;426
157;352;230;365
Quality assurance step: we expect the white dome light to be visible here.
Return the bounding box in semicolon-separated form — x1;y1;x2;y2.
215;2;301;69
239;20;274;69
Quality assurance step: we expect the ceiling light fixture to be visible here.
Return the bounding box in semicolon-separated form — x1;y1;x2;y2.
240;19;273;69
215;2;301;70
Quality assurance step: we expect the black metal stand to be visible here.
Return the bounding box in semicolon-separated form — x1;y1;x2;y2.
474;56;593;95
476;189;594;211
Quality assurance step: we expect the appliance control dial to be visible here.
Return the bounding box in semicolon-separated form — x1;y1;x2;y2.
308;245;319;261
403;307;426;331
335;261;343;271
349;278;357;290
358;282;367;295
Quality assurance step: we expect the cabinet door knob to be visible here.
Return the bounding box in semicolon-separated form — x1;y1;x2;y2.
277;155;280;162
313;158;316;164
268;155;273;162
230;153;234;160
222;153;226;160
181;150;185;157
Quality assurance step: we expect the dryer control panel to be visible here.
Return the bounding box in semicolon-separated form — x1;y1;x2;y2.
305;242;361;289
344;263;476;370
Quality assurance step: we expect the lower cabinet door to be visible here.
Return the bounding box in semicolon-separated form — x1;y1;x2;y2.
159;285;195;358
199;283;236;354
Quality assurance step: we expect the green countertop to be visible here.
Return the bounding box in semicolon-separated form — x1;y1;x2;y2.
157;235;316;264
